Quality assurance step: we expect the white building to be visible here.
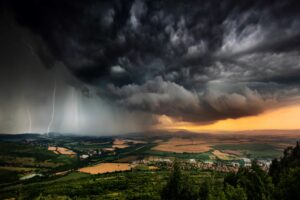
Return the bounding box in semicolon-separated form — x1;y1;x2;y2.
80;154;89;159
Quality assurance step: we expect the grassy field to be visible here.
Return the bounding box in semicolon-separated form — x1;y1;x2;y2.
213;143;282;159
0;141;79;187
145;150;212;160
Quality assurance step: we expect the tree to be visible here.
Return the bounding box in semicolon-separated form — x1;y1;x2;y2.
161;161;182;200
199;174;226;200
276;167;300;200
224;162;273;200
199;179;210;200
161;161;197;200
269;141;300;200
224;184;247;200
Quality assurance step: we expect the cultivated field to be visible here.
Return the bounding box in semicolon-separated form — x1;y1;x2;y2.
48;146;76;156
152;138;211;153
78;163;132;174
112;144;129;149
112;138;146;149
150;132;299;160
212;150;236;160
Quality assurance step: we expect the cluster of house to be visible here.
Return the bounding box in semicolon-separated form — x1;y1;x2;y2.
131;157;272;172
180;159;240;172
256;159;272;171
79;149;102;159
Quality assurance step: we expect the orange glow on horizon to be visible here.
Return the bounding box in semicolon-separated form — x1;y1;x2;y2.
155;103;300;132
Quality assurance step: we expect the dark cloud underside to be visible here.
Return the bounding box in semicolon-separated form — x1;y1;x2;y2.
3;0;300;126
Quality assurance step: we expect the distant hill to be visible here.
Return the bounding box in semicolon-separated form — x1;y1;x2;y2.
0;133;42;141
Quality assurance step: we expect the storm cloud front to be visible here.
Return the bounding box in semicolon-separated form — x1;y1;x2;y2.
1;0;300;134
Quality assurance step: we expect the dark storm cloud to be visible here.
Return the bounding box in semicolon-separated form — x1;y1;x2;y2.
107;76;275;123
5;0;300;123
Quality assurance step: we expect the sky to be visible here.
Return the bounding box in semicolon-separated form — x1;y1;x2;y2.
1;0;300;135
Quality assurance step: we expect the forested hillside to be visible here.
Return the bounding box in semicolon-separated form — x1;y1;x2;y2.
161;142;300;200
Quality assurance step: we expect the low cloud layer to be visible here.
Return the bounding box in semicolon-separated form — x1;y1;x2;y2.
109;76;277;123
2;0;300;132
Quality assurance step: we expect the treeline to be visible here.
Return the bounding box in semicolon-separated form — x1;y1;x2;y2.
161;142;300;200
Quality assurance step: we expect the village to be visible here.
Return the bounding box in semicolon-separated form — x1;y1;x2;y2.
131;157;272;173
47;142;272;175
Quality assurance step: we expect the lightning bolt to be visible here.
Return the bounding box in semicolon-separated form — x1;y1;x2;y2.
26;107;32;133
47;80;56;135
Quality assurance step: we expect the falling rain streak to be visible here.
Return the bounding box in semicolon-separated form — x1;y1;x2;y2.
26;107;32;133
47;80;56;134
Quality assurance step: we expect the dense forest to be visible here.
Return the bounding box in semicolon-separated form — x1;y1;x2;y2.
161;142;300;200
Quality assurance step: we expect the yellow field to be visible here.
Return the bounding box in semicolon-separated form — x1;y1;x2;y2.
78;163;132;174
212;150;234;160
112;139;129;149
152;138;211;153
102;148;115;151
113;139;126;145
112;138;146;149
48;146;58;154
148;166;159;170
112;144;129;149
48;146;76;156
222;150;242;156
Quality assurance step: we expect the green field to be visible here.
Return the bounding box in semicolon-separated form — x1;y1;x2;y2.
145;150;212;160
0;170;223;200
0;141;78;187
213;143;282;159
